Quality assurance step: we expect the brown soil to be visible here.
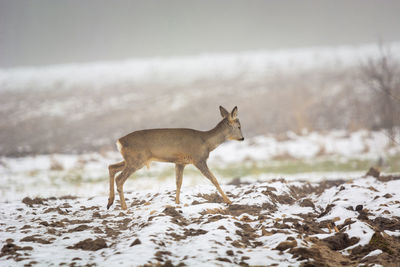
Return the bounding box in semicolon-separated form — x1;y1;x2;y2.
275;240;298;251
67;238;107;251
105;226;121;238
68;225;90;232
288;214;400;266
322;233;360;250
43;207;68;215
183;228;208;237
299;198;315;209
377;174;400;182
372;216;400;231
366;167;380;178
194;193;225;204
0;240;33;261
262;190;295;205
20;235;52;244
22;197;47;207
350;231;400;263
162;206;188;226
130;238;141;246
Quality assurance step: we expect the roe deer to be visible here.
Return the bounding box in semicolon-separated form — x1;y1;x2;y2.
107;106;244;210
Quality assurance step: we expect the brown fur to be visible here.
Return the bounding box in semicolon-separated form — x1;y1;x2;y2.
107;106;244;210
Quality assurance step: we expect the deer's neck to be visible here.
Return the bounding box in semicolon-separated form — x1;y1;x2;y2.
205;119;228;152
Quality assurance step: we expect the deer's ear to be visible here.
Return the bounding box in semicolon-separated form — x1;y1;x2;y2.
219;106;229;118
231;106;238;119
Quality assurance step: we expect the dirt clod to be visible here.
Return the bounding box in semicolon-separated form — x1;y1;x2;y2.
196;193;224;203
275;240;297;251
22;197;46;206
0;242;33;257
67;238;107;251
183;228;207;236
322;233;359;250
366;167;380;178
299;199;315;209
368;231;392;254
163;206;182;217
318;204;334;218
68;224;90;232
355;205;363;212
130;238;141;246
20;235;52;244
373;216;400;231
216;257;231;263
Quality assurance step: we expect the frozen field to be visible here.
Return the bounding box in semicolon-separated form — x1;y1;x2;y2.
0;129;399;266
1;174;399;266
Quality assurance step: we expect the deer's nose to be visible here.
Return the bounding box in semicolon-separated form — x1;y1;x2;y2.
239;137;244;141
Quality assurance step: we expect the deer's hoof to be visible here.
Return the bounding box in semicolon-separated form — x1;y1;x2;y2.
224;199;232;205
107;199;114;210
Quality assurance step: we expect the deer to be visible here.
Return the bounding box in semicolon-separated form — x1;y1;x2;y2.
107;106;244;210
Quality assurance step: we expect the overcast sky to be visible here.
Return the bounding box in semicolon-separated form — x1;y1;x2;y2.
1;0;400;68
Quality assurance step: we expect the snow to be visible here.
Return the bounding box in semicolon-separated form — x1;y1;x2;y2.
362;249;383;259
346;221;375;248
0;182;299;266
315;176;400;223
384;230;400;237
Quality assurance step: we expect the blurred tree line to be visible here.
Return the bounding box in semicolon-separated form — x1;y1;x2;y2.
360;45;400;144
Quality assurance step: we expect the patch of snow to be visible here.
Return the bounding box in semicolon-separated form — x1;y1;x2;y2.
362;249;383;259
384;230;400;237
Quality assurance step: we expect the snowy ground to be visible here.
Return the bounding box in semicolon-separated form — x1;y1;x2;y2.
1;174;399;266
1;130;400;266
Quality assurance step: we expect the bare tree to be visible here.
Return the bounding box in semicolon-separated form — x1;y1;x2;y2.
360;44;400;143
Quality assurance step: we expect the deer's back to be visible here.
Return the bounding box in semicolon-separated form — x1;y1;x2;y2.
118;128;208;163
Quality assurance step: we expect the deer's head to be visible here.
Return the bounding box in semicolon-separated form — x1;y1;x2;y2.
219;106;244;141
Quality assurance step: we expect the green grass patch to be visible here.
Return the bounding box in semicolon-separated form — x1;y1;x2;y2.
213;154;400;177
44;154;400;186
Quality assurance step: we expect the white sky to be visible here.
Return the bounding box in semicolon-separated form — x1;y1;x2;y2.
1;0;400;68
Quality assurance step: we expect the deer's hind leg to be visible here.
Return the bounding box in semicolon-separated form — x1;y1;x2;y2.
107;161;125;209
115;154;147;210
115;166;135;210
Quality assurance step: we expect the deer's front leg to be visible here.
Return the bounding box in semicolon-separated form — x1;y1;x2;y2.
194;160;232;204
175;164;185;204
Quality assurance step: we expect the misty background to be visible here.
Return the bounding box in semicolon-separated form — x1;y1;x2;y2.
1;0;400;68
0;0;400;156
